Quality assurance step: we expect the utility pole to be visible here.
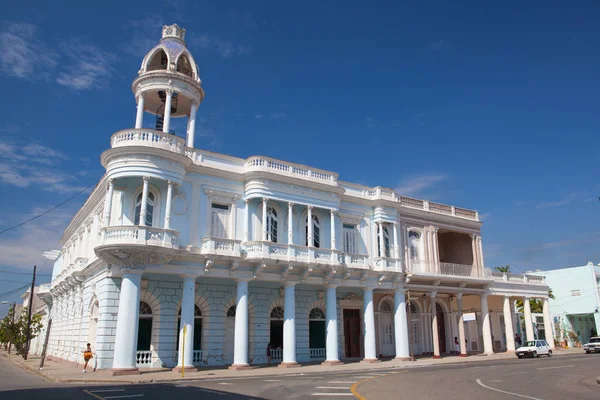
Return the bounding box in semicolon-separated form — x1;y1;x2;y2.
23;265;36;360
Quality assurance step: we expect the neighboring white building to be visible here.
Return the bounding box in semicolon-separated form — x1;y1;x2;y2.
46;24;551;374
532;263;600;346
20;283;51;356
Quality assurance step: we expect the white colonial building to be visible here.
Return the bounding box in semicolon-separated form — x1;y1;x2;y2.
46;24;552;375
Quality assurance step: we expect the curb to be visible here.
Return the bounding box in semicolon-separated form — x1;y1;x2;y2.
596;376;600;385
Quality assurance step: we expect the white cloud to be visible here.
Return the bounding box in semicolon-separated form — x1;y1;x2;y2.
0;22;59;78
269;112;287;120
254;114;263;120
396;173;448;197
190;33;250;58
122;15;165;57
536;192;586;209
56;41;118;91
0;139;86;193
479;212;492;221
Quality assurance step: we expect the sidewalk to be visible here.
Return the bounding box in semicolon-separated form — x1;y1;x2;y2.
1;348;584;385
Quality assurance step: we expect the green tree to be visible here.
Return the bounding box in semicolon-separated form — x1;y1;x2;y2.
0;305;44;356
495;265;511;273
516;288;555;313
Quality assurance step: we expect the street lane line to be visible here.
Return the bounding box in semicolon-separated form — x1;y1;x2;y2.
218;382;233;385
536;365;574;370
311;393;354;396
264;379;283;382
351;370;407;400
315;387;350;389
476;379;544;400
88;390;127;393
83;390;104;400
328;381;357;384
104;395;144;399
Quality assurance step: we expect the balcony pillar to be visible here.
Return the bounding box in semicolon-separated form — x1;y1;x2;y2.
135;92;145;129
393;222;399;259
261;198;268;241
477;236;484;269
102;178;115;229
307;206;313;246
404;224;412;272
394;287;410;360
112;272;142;374
164;181;174;230
470;234;478;267
523;297;534;341
280;282;299;367
163;89;173;134
230;279;251;369
457;293;467;356
288;202;294;245
503;296;516;352
176;276;197;372
431;291;441;358
432;227;439;264
361;286;379;363
378;222;385;258
243;199;250;242
481;294;494;355
322;284;342;365
330;210;337;250
139;177;150;227
186;101;198;148
542;298;554;349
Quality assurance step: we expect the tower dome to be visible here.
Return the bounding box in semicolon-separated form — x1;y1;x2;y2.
132;24;204;148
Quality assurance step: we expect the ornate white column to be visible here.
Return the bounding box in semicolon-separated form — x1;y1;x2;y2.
280;282;299;367
187;101;198;148
394;287;410;360
503;296;516;352
378;222;385;257
307;206;313;246
164;181;174;230
542;298;554;349
102;178;115;228
431;292;441;358
404;225;412;272
230;279;251;369
362;287;378;362
470;234;478;266
261;198;268;241
135;92;145;129
393;222;399;259
163;89;173;133
288;202;294;244
523;297;534;341
176;276;197;371
112;272;142;372
139;177;150;227
477;236;484;268
243;199;250;242
481;294;494;355
457;293;467;356
330;210;336;250
432;228;439;264
323;284;342;365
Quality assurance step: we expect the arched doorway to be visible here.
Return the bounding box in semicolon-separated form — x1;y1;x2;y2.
270;307;284;361
177;305;203;364
137;302;153;366
225;305;236;364
309;308;326;359
87;301;99;351
407;302;422;355
436;303;446;353
379;299;394;357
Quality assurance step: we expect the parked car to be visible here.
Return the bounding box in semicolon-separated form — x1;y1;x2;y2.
516;340;552;358
583;337;600;354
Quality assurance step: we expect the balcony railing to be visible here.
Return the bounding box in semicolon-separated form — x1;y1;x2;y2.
136;350;153;367
271;348;283;361
102;226;179;249
201;237;242;257
342;253;371;270
243;241;341;265
245;156;338;185
309;348;326;360
373;257;403;272
408;260;483;278
175;350;205;366
483;269;546;285
110;129;186;155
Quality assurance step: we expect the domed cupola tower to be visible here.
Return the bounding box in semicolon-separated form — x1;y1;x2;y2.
133;23;204;148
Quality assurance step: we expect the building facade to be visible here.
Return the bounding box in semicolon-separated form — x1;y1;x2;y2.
532;263;600;346
46;24;551;374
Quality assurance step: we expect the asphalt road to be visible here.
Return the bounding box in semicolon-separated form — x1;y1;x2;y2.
1;353;599;399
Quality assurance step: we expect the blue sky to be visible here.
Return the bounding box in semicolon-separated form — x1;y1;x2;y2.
1;0;599;311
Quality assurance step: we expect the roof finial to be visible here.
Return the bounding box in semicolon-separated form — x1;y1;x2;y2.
162;24;186;42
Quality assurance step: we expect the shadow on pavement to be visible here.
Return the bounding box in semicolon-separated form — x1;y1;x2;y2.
0;383;266;400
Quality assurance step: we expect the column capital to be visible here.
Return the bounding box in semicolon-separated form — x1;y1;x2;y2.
284;281;298;288
244;198;250;204
108;177;115;185
393;221;398;226
394;286;406;294
362;285;375;292
481;292;489;299
327;283;339;290
470;233;477;239
166;88;175;95
430;291;437;298
456;292;463;300
142;176;150;183
262;197;269;202
288;202;294;207
330;209;336;215
167;180;173;187
180;273;200;280
432;227;439;233
307;205;313;211
136;91;145;101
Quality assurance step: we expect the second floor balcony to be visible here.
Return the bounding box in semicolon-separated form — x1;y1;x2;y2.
102;225;179;249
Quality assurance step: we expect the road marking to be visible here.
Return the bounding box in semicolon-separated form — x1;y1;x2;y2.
83;390;104;400
476;379;544;400
536;365;574;370
352;376;378;378
315;387;350;389
328;381;357;384
104;395;144;400
311;394;354;397
264;379;283;382
218;382;233;385
88;390;127;393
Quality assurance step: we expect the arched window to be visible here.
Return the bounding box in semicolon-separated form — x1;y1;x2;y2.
409;231;421;261
380;300;393;313
309;308;326;356
305;214;320;248
177;305;203;351
176;54;194;78
88;301;99;348
267;206;278;242
134;192;155;226
270;306;284;350
377;225;391;257
137;302;153;352
227;305;236;317
147;49;168;71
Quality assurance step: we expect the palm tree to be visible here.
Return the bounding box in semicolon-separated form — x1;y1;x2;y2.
495;265;511;273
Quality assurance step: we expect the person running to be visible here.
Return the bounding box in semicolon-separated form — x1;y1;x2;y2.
83;343;93;373
266;342;272;365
